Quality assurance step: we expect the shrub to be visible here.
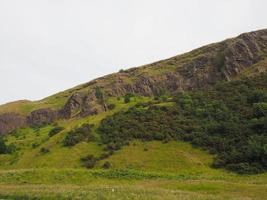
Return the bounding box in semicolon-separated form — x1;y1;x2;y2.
63;124;95;147
48;126;64;137
253;102;267;117
0;136;15;154
124;93;133;103
40;147;50;154
107;104;116;110
102;161;111;169
32;142;40;149
99;151;113;160
95;86;106;106
81;155;97;168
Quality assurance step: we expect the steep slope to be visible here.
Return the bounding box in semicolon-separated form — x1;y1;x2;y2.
1;29;267;135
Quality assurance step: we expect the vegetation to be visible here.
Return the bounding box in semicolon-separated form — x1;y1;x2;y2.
63;124;95;147
81;154;97;168
95;86;106;107
107;103;116;110
98;74;267;174
40;147;50;154
124;93;133;103
48;126;64;137
0;136;15;154
102;161;111;169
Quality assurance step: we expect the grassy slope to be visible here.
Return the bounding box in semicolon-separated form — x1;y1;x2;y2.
0;96;266;199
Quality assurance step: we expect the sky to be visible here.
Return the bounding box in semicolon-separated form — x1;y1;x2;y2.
0;0;267;104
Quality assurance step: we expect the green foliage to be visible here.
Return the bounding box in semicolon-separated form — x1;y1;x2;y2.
48;126;64;137
177;93;193;110
215;49;225;73
124;93;133;103
253;102;267;117
63;124;95;147
107;103;116;110
0;136;15;154
95;86;105;105
102;161;111;169
31;142;40;149
81;154;97;169
98;73;267;174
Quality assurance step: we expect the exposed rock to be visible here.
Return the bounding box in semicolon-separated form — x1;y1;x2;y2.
0;113;27;135
60;91;105;118
27;108;58;126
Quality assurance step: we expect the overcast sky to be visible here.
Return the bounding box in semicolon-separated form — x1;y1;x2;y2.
0;0;267;104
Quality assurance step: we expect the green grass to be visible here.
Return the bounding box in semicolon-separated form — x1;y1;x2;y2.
0;96;266;199
97;141;215;173
0;168;266;199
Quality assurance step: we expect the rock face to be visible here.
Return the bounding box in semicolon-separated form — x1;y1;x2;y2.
0;109;58;135
27;108;58;126
1;29;267;135
60;91;106;118
0;113;27;135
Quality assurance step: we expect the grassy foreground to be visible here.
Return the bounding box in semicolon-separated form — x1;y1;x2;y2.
0;97;266;199
0;168;266;199
0;141;266;200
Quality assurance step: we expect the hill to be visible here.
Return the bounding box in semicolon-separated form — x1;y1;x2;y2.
0;29;267;199
1;29;267;134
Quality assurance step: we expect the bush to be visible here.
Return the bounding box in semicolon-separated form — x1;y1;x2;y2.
32;142;40;149
99;151;113;160
81;155;97;168
102;161;111;169
48;126;64;137
40;147;50;154
0;136;15;154
124;93;133;103
95;86;106;106
63;124;95;147
107;104;116;110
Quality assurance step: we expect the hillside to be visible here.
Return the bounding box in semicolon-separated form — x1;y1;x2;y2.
0;29;267;199
1;29;267;134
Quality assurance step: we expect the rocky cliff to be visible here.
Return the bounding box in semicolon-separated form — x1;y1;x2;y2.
1;29;267;134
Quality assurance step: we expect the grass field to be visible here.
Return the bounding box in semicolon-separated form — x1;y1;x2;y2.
0;139;266;199
0;96;266;199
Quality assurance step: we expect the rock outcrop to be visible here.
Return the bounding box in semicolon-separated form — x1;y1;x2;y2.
0;113;27;135
59;91;106;118
0;108;58;135
27;108;58;126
